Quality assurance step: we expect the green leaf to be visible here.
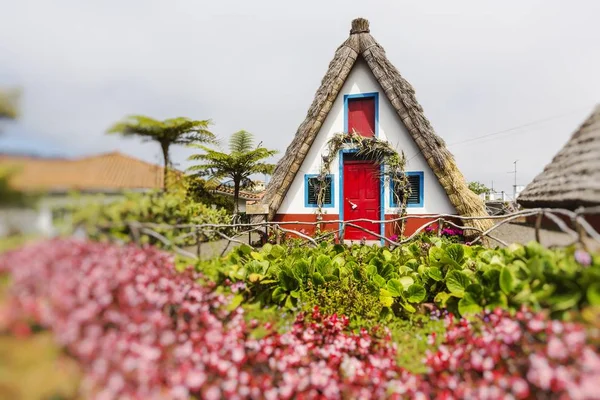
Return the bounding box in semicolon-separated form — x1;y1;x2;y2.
315;255;332;276
250;251;264;261
379;288;394;307
279;269;299;291
549;290;582;311
269;245;285;259
485;291;508;310
458;292;482;315
406;283;426;303
379;263;394;279
272;287;286;303
398;276;414;289
284;295;295;309
531;283;555;302
429;246;445;264
446;270;471;298
366;265;377;276
499;266;515;295
387;279;404;297
294;260;311;280
248;273;263;283
427;267;443;281
587;283;600;305
434;292;451;308
444;244;465;266
405;259;419;271
465;283;483;301
372;274;386;288
482;268;500;287
311;272;325;286
332;254;345;267
489;255;505;267
400;302;416;313
226;294;244;311
382;249;392;261
332;267;341;278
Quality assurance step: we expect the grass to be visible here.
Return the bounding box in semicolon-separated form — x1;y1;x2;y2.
0;332;81;400
0;234;37;254
0;235;82;399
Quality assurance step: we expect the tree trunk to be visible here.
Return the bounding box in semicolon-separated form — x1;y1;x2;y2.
160;141;170;192
233;178;241;215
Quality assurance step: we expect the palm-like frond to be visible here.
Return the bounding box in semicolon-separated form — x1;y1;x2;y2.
229;130;254;153
108;115;215;142
187;130;279;213
107;114;215;191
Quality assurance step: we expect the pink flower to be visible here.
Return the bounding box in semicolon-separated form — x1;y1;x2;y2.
547;337;568;361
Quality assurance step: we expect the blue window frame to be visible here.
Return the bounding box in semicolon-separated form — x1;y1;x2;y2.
390;171;424;208
305;174;334;208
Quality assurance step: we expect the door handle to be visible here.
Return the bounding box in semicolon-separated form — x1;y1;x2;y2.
346;199;358;210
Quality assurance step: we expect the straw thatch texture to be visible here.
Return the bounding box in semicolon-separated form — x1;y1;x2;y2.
518;104;600;209
259;18;492;234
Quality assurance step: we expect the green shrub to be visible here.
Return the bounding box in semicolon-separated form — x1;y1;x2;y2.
65;190;232;248
198;237;600;324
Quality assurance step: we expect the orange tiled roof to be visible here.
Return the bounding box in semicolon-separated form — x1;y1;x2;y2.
213;185;264;201
0;151;169;192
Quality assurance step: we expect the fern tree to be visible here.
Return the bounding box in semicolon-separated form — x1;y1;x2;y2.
187;130;278;214
107;116;215;191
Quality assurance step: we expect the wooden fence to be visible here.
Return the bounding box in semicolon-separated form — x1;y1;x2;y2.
96;206;600;260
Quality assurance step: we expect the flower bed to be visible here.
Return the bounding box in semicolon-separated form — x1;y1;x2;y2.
0;240;599;399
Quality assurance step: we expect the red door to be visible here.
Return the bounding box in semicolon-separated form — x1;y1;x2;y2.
343;160;380;240
348;97;375;137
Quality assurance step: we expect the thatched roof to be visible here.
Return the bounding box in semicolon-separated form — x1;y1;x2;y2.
259;18;491;233
518;104;600;209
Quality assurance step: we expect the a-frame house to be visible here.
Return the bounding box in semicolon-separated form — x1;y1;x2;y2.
259;18;490;240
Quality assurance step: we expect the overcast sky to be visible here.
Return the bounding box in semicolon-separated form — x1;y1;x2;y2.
0;0;598;194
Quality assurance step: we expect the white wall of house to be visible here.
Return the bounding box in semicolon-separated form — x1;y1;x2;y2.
277;58;456;215
0;207;53;237
0;193;127;238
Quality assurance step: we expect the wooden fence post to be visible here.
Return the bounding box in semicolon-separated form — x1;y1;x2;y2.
535;213;543;243
129;222;141;245
196;228;201;259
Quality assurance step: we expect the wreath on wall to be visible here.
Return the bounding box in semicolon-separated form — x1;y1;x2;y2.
313;132;411;238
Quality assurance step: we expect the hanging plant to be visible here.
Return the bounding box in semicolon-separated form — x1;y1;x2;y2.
314;132;411;238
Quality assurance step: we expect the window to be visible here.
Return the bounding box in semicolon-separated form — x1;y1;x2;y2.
391;171;424;208
305;174;334;208
344;92;379;137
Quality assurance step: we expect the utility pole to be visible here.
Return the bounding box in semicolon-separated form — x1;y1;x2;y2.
506;160;518;202
512;160;518;201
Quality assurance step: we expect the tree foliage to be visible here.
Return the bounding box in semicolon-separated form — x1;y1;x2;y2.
468;181;491;195
187;130;278;213
0;167;36;208
0;88;19;121
107;116;215;191
185;175;234;212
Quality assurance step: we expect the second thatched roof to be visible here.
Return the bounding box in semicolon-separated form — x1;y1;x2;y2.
518;104;600;209
259;18;492;234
